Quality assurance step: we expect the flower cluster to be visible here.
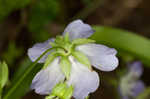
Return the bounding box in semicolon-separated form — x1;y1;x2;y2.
119;61;145;99
28;20;119;99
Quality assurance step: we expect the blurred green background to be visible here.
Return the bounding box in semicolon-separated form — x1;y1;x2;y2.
0;0;150;99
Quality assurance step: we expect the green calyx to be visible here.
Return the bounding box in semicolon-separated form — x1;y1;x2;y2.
50;33;95;57
44;33;94;78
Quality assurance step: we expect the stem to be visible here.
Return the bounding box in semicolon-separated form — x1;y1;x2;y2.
3;48;53;99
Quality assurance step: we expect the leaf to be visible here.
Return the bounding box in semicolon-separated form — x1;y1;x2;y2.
91;26;150;67
60;56;71;80
72;51;91;70
0;61;9;89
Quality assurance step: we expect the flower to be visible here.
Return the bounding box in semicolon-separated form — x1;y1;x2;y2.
119;62;145;99
28;20;119;99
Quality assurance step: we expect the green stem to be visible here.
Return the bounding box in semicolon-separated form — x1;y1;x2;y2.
3;48;53;99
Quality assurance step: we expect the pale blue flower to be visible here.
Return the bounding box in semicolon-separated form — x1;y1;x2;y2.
28;20;119;99
119;61;145;99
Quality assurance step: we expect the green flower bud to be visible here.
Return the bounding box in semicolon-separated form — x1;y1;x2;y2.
52;83;67;98
50;83;74;99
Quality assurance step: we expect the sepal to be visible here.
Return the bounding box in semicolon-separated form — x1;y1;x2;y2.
72;38;95;45
72;51;92;70
60;56;71;80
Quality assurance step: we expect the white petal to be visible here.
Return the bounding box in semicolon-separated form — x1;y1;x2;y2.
28;38;54;63
76;43;119;71
63;20;94;40
67;56;99;99
31;57;65;95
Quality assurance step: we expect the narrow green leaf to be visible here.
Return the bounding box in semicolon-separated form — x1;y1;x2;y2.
91;26;150;67
64;32;70;43
60;56;71;80
49;42;58;48
72;38;95;45
0;61;9;88
3;48;53;99
72;51;91;70
55;36;64;45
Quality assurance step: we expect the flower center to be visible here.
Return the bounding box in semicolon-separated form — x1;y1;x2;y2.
49;35;75;57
